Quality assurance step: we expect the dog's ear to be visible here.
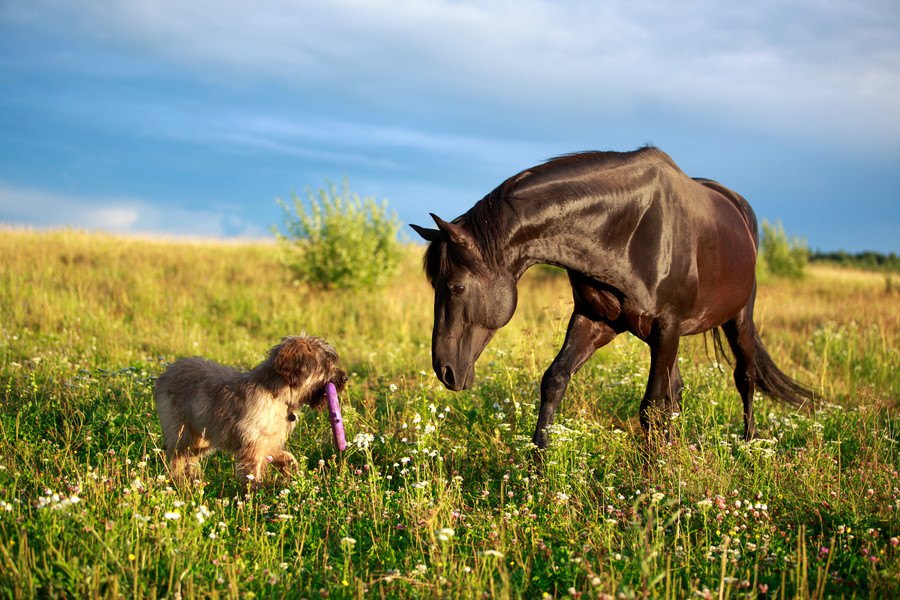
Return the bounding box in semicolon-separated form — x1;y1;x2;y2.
273;337;319;388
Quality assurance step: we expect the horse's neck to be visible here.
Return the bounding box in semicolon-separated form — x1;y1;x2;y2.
501;194;624;281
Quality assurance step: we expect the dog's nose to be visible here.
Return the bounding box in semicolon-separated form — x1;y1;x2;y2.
334;371;349;389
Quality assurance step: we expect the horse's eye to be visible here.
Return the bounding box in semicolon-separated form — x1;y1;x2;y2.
450;284;466;295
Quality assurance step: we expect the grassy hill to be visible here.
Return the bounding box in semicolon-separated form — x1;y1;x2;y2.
0;228;897;598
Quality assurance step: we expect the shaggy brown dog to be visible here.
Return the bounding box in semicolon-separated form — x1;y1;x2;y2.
154;336;347;486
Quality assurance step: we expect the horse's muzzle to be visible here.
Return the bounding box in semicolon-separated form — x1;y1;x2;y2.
438;363;472;391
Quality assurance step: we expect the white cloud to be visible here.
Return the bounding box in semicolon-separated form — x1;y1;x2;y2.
14;0;897;148
0;182;266;239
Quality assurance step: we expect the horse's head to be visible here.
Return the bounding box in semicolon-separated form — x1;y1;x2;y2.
411;214;517;391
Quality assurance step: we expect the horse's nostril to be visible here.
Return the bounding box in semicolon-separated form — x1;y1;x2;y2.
440;365;455;388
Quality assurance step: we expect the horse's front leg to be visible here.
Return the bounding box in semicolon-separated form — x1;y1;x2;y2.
640;323;682;442
532;314;617;450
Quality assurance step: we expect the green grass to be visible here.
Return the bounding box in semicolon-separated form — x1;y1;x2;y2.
0;228;898;598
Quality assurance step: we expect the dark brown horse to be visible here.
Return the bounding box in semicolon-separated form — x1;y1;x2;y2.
411;147;815;448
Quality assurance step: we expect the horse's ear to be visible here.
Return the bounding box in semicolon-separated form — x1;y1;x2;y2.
430;213;475;249
410;223;440;242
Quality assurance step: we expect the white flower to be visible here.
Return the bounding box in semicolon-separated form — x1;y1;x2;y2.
436;528;455;541
353;433;375;449
340;537;357;550
195;505;211;523
483;550;504;558
163;511;181;520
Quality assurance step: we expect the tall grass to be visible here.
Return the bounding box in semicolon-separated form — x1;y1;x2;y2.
0;228;897;598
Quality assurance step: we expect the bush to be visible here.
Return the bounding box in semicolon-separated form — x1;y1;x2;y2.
275;180;403;290
760;220;809;280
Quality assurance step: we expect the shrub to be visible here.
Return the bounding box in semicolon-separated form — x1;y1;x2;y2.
760;220;809;280
275;180;403;290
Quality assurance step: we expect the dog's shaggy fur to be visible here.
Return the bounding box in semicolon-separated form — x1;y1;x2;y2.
154;336;347;486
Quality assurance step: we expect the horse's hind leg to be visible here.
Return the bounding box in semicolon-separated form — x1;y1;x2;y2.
722;302;758;441
532;313;617;449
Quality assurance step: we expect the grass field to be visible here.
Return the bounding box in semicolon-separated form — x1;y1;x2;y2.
0;228;897;599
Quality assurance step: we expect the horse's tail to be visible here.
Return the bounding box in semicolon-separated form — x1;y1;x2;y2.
752;329;818;410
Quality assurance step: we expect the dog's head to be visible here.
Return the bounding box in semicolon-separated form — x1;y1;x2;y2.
264;335;347;409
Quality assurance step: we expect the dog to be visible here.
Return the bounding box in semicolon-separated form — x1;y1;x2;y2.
154;335;347;487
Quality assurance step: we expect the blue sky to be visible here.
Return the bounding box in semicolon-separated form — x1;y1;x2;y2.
1;1;898;252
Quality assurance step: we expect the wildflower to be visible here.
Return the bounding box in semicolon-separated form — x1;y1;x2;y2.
353;433;375;449
340;537;357;551
483;550;504;558
192;505;210;523
389;384;398;392
415;563;427;573
163;511;181;520
437;528;455;542
556;492;570;503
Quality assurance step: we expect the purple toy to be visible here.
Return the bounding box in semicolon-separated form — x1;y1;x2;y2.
326;382;346;451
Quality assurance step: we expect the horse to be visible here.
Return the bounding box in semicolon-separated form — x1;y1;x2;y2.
411;146;816;449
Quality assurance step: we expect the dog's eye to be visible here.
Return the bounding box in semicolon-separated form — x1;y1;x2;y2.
288;413;297;422
450;284;466;295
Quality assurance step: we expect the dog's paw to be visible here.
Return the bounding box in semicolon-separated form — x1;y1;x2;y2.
272;451;298;476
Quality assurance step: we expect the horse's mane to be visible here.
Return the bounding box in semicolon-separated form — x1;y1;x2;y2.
422;146;675;284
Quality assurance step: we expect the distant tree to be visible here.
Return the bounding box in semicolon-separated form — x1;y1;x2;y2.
809;250;900;273
760;220;809;280
275;180;403;291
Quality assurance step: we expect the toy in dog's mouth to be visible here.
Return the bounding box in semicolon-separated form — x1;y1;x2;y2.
326;382;347;452
308;372;347;410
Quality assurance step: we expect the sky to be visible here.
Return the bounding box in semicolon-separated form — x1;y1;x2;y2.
1;0;898;252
